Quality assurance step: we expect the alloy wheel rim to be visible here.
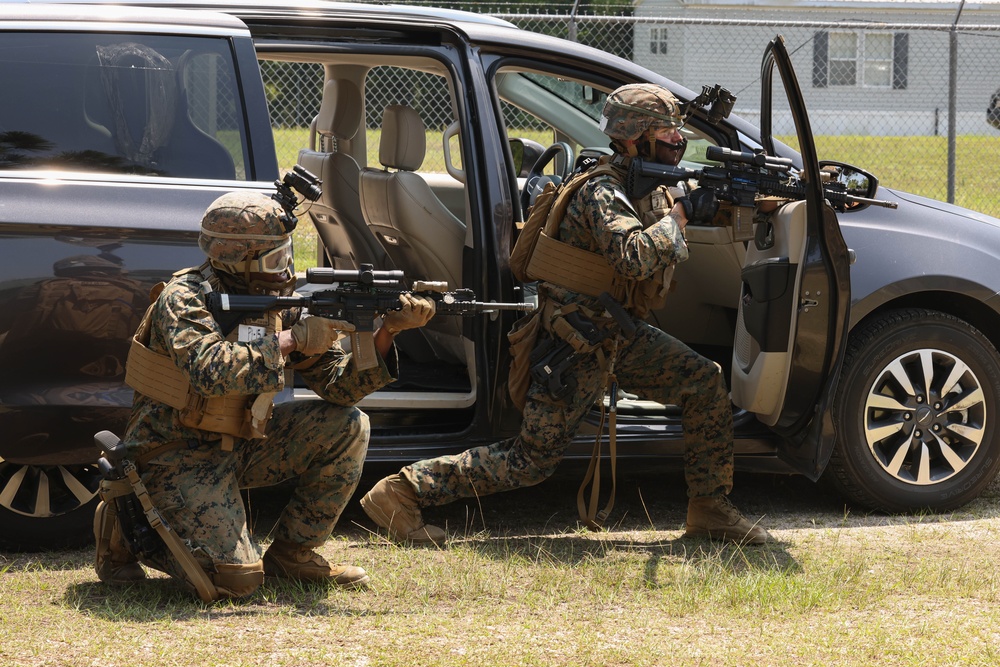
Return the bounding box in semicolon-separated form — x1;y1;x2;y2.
864;348;986;485
0;458;101;517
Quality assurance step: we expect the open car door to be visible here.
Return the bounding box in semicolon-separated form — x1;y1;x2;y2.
729;36;852;479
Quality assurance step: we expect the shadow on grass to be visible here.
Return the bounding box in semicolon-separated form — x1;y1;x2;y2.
62;576;378;621
453;529;802;588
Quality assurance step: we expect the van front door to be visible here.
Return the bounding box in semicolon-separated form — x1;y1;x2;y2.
729;36;852;479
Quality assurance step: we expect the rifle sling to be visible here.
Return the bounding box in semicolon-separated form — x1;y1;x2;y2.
577;375;619;531
123;462;220;603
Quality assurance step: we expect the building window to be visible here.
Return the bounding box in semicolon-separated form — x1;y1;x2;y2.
829;32;858;86
650;27;667;55
863;33;894;87
813;31;908;90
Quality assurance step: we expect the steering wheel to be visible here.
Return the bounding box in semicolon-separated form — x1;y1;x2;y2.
520;141;575;212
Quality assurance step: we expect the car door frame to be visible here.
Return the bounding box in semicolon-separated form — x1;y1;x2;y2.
750;35;853;479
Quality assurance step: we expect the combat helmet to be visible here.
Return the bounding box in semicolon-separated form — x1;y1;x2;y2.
199;191;295;294
600;83;685;160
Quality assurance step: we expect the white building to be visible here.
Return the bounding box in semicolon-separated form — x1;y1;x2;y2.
632;0;1000;134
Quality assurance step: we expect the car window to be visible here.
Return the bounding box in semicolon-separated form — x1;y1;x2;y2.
494;68;721;173
0;32;246;180
495;69;607;158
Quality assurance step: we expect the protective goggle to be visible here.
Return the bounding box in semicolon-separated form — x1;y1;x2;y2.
254;238;293;273
215;238;293;275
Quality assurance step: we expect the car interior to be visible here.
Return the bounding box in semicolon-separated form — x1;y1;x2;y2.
272;53;479;424
266;48;798;431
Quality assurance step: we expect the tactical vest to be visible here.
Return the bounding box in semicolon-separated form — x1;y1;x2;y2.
124;264;282;450
519;158;675;316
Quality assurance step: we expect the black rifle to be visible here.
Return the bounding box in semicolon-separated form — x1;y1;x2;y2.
627;145;898;241
206;264;533;369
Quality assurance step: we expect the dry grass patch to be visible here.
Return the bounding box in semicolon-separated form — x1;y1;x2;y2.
3;473;1000;666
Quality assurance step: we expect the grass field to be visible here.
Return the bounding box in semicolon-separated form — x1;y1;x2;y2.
3;469;1000;666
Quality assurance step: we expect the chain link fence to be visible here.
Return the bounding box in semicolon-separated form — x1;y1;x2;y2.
262;7;1000;216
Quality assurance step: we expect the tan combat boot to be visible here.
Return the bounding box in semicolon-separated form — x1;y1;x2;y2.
360;474;446;546
684;495;772;545
262;540;370;590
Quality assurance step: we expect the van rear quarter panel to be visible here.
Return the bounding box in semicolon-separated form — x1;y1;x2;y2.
0;179;255;464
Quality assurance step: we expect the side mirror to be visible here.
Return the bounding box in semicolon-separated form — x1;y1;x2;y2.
510;138;545;178
818;160;879;212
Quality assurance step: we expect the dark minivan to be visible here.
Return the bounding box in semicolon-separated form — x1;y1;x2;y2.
3;1;1000;550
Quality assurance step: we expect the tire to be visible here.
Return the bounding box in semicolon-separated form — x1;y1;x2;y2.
826;308;1000;512
0;459;102;551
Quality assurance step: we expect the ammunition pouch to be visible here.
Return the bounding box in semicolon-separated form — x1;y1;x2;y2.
506;309;543;411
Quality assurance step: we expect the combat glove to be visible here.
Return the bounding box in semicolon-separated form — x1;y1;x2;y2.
383;294;436;335
291;316;355;356
675;187;720;225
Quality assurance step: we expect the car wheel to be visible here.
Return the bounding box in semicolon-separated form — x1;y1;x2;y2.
0;457;102;551
826;308;1000;512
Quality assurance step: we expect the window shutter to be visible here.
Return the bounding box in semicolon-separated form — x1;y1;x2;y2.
893;32;909;90
813;31;828;88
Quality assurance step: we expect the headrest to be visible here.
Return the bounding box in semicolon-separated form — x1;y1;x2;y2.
379;105;425;171
315;79;363;141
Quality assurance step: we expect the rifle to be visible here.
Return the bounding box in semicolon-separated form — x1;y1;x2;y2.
205;264;533;370
626;145;898;241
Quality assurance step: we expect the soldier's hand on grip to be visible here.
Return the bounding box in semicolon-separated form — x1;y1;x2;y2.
383;294;436;335
675;187;719;225
291;316;355;355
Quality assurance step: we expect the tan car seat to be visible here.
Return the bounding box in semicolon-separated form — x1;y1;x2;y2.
359;104;467;363
297;79;389;269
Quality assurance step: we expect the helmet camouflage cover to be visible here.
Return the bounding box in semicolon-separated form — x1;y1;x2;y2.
198;191;289;265
600;83;683;143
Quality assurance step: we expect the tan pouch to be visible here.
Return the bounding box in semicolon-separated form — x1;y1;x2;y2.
506;310;543;411
510;181;558;282
510;164;617;284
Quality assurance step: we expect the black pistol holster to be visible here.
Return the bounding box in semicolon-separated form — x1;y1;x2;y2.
529;306;611;401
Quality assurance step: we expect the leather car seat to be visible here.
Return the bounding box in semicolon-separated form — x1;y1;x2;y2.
297;79;389;270
359;104;467;363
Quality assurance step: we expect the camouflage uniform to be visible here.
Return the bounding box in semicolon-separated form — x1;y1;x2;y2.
122;192;396;584
401;167;733;506
362;83;767;546
123;271;394;580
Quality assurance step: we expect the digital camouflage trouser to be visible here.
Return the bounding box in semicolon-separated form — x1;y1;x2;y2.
137;400;369;581
403;320;733;506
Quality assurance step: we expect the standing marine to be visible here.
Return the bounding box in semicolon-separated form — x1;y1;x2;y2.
360;83;771;546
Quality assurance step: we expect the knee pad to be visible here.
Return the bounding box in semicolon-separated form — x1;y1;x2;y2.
211;560;265;599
